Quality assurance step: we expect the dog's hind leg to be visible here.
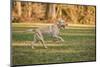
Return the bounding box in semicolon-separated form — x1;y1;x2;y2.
35;30;48;48
37;34;47;48
31;34;37;49
40;38;47;49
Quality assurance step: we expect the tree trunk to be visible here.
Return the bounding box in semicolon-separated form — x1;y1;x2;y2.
16;2;21;17
70;5;78;23
28;2;32;18
56;5;62;19
48;4;56;20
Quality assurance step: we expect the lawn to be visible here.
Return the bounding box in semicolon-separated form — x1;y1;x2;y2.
12;24;96;66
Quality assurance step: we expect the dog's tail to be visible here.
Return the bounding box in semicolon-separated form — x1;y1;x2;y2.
23;29;36;33
26;29;34;32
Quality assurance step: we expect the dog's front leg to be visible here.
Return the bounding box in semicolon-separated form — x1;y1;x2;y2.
54;35;64;42
36;30;48;49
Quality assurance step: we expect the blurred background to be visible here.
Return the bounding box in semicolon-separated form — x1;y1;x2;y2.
12;1;96;24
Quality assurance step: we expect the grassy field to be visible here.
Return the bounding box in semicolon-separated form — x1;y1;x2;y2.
12;24;96;65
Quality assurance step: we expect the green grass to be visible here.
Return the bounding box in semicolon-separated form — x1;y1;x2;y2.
12;26;96;65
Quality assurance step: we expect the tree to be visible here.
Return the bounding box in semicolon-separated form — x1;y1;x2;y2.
16;1;22;17
47;4;56;20
28;2;32;18
56;5;63;19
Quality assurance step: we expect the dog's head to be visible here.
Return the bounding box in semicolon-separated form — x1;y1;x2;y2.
56;19;66;29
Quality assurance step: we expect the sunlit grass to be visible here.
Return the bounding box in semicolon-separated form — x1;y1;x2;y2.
12;26;96;65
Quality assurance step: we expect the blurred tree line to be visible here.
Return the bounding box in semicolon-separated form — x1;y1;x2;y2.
12;1;96;24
